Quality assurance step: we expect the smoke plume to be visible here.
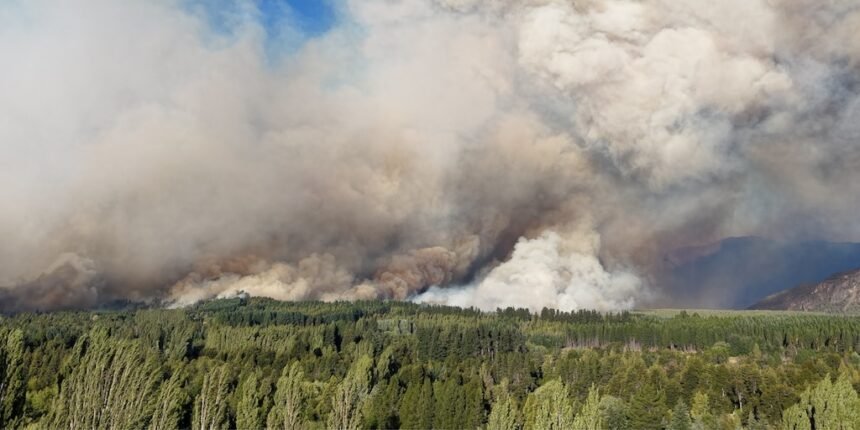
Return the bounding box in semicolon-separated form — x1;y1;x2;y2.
2;0;860;312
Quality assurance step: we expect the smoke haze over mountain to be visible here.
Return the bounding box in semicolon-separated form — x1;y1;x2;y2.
2;0;860;312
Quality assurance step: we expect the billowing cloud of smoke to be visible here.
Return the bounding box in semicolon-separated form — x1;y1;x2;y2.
1;0;859;312
416;229;643;312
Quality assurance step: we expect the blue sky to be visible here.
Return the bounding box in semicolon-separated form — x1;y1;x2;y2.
267;0;337;36
184;0;339;51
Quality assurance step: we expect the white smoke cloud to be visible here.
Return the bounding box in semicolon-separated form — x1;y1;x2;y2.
516;0;793;188
416;229;641;312
1;0;860;312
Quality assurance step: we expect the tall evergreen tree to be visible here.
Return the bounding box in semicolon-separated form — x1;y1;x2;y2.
627;379;665;430
667;399;692;430
690;391;716;430
399;377;434;429
434;378;466;429
363;379;401;429
599;396;629;430
463;375;486;429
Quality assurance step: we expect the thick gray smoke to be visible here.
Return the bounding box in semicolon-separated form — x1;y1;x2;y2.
1;0;859;312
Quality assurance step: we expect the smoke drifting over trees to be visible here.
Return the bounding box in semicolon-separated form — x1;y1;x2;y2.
1;0;860;312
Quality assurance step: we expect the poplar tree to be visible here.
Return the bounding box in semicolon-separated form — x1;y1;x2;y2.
149;368;190;430
781;372;860;430
47;329;162;429
0;329;25;428
236;371;266;430
328;354;372;430
523;379;574;429
488;394;519;430
267;362;306;430
573;384;603;430
192;364;233;430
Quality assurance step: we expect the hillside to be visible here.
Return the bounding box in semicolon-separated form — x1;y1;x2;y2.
750;268;860;312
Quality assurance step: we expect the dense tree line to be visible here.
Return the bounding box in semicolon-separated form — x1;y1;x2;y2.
2;299;860;428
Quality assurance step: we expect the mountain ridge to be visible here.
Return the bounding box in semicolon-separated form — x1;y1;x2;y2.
749;268;860;313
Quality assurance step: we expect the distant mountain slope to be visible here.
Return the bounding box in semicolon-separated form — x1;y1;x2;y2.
659;237;860;309
750;269;860;312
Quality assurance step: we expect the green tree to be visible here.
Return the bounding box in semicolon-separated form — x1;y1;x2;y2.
267;362;306;430
690;391;716;430
781;372;860;430
363;379;400;429
523;379;574;429
192;364;233;430
328;354;373;430
434;378;465;429
599;395;629;430
717;411;742;430
463;375;485;429
47;330;162;429
573;384;603;430
0;329;26;428
668;399;692;430
488;394;519;430
628;379;665;430
236;371;267;430
399;377;434;429
782;404;810;430
746;411;768;430
149;368;189;430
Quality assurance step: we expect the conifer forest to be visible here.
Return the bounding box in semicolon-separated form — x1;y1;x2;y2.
2;299;860;429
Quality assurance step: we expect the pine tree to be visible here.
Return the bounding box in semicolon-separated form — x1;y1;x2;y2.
690;391;716;430
627;379;665;430
667;399;692;430
363;379;400;429
599;395;629;430
399;377;434;429
463;375;485;429
434;378;466;429
746;411;768;430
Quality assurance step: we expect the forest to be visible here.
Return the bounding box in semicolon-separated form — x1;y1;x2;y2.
2;298;860;429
